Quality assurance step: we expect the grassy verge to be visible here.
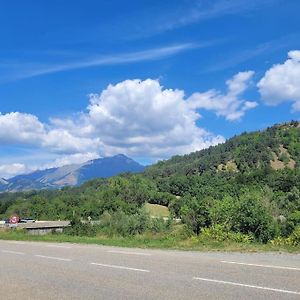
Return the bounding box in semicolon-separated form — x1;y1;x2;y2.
0;229;299;253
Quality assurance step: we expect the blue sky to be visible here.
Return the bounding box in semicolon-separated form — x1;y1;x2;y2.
0;0;300;178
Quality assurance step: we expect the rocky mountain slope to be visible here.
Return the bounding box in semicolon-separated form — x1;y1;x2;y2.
0;154;144;192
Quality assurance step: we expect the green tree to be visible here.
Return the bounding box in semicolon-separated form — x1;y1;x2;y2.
180;195;213;234
232;192;277;242
284;211;300;236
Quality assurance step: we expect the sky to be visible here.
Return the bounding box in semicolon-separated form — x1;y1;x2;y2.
0;0;300;178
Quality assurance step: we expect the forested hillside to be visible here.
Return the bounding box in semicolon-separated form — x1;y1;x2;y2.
1;121;300;245
145;120;300;178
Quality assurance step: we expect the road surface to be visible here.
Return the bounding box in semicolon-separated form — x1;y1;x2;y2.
0;239;299;299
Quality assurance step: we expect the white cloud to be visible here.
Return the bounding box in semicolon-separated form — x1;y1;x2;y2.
43;152;100;169
0;163;32;179
42;129;99;154
85;79;224;159
0;112;45;145
0;112;98;155
1;43;198;82
258;50;300;111
0;76;258;177
153;0;278;34
187;71;257;121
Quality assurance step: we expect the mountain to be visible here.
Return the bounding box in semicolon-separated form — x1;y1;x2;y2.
0;178;8;186
145;121;300;179
0;154;145;192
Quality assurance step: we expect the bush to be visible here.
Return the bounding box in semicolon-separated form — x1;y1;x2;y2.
271;225;300;246
149;217;171;233
199;224;254;244
65;218;96;237
97;209;174;236
210;196;236;226
169;224;194;239
290;225;300;246
211;192;277;243
180;195;213;234
284;211;300;236
98;209;151;237
233;194;277;243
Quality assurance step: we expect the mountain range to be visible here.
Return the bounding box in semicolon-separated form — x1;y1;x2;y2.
0;154;145;192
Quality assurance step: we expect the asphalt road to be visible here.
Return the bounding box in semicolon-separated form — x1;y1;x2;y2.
0;240;299;299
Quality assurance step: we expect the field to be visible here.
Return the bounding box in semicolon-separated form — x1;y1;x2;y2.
144;203;170;218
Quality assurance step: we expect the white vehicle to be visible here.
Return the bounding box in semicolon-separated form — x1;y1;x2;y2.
20;218;36;223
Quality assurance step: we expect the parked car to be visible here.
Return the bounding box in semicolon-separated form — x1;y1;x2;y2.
19;218;36;223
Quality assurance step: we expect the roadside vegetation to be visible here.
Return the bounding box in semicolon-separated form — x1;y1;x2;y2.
1;224;299;252
0;121;300;252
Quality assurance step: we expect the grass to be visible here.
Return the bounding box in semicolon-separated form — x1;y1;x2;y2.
144;203;170;218
0;228;299;253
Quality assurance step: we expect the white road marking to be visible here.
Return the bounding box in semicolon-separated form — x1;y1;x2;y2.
46;244;71;249
91;262;150;273
221;260;300;271
193;277;300;295
1;250;25;255
35;255;72;261
108;250;151;256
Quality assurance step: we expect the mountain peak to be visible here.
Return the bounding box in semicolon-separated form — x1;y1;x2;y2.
108;154;131;160
114;153;128;158
0;155;144;192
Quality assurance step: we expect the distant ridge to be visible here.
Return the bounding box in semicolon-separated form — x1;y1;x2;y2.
0;154;145;192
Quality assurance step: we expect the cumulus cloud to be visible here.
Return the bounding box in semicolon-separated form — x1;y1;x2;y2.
0;163;32;179
0;75;258;177
187;71;257;121
0;112;45;145
42;129;99;154
258;50;300;111
0;112;99;154
85;79;224;158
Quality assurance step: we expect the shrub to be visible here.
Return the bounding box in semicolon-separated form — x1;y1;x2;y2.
271;225;300;246
211;192;277;243
169;224;193;239
284;211;300;236
290;225;300;246
199;224;253;244
180;195;213;234
210;196;236;226
149;217;172;233
233;193;277;242
65;218;96;237
98;209;151;237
